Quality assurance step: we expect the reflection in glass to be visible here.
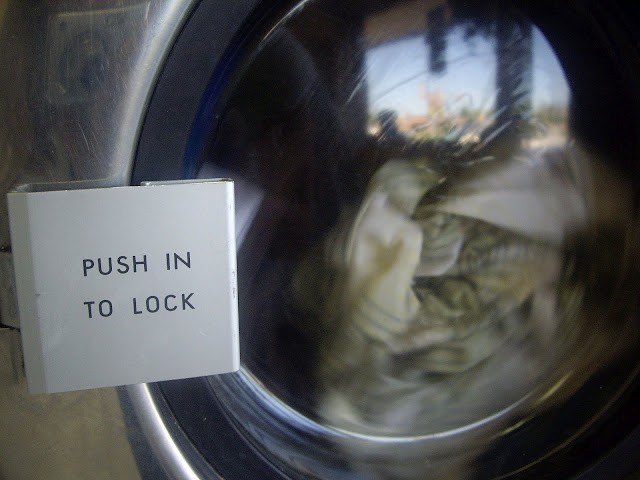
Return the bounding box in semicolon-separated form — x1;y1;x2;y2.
364;4;570;158
198;1;639;478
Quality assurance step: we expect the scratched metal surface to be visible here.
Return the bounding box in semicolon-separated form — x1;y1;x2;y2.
0;0;194;247
0;1;193;478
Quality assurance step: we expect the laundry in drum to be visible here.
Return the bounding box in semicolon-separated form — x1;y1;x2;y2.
290;143;626;435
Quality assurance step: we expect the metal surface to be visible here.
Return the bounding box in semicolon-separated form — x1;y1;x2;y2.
0;329;140;480
0;0;196;248
0;250;19;328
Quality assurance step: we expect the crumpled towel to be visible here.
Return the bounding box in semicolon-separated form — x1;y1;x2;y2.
293;154;587;432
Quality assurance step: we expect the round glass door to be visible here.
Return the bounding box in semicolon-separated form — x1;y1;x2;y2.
133;1;640;478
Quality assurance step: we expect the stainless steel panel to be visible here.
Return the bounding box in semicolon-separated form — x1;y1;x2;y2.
0;0;196;247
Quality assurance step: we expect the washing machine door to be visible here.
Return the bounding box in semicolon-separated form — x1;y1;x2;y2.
125;1;640;479
3;0;637;478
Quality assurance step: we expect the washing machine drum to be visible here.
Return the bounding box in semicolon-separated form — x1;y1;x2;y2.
130;0;640;478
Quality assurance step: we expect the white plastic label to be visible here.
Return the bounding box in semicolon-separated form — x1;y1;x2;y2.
7;180;239;393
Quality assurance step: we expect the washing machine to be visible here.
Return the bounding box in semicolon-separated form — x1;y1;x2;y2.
1;0;640;479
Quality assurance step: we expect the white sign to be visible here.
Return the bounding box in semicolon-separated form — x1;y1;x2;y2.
8;180;239;393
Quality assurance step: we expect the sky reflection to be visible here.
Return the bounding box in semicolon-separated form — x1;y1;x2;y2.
366;26;569;119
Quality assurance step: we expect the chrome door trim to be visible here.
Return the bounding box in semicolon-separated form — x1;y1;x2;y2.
126;383;210;480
